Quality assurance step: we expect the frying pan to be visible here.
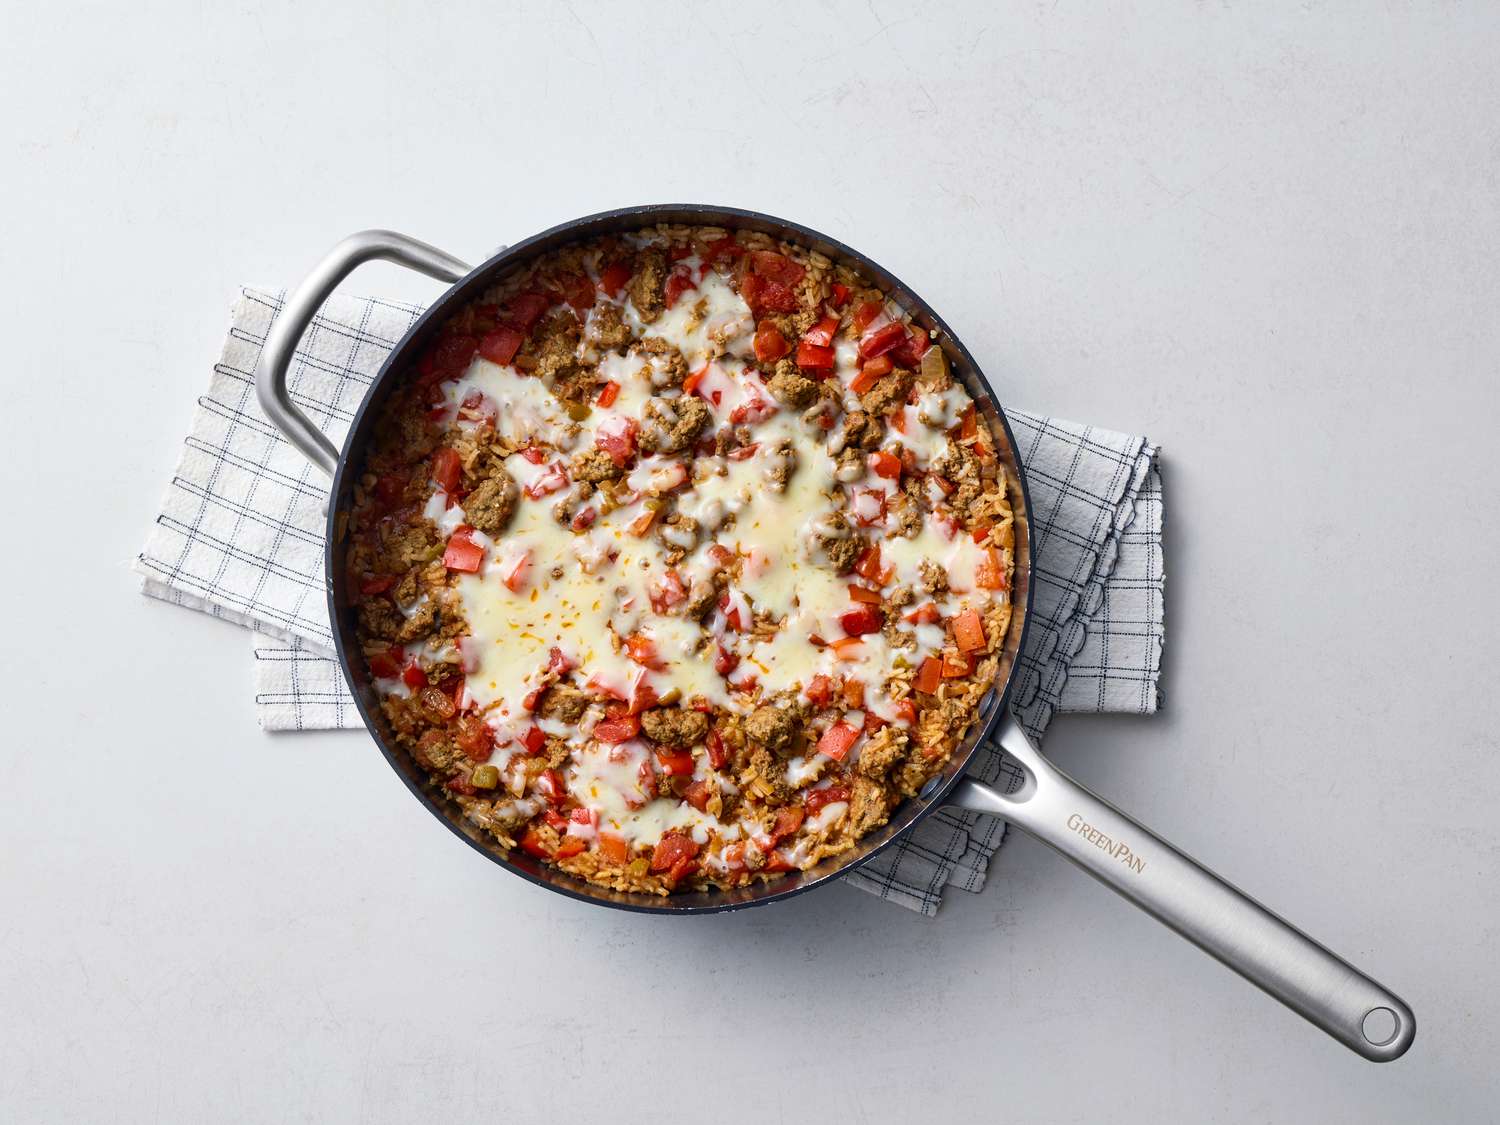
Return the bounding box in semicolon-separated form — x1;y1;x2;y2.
255;204;1414;1061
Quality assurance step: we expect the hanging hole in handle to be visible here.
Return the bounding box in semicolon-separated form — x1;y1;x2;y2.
1361;1006;1400;1047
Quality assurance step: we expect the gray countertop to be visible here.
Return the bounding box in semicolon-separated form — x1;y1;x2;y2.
5;3;1497;1121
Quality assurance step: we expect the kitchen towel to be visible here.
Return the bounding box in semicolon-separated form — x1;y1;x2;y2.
137;287;1164;915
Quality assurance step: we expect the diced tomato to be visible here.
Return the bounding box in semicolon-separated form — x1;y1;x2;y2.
648;569;687;614
628;676;659;716
748;250;806;287
519;446;546;465
518;827;553;860
367;647;402;680
851;300;883;334
753;322;789;363
853;546;884;584
726;442;761;462
476;326;523;370
417;334;478;382
626;507;657;537
713;644;740;676
542;808;569;832
850;489;887;527
914;656;943;695
843;678;866;709
761;850;796;874
839;605;882;636
557;271;596;317
503;291;550;333
894;699;918;726
830;283;851;310
596;380;620;408
828;636;863;661
959;403;978;440
401;661;428;690
868;450;902;480
536;768;566;806
598;261;632;298
805;674;834;709
430;447;462;493
727;394;775;425
570;505;598;531
521;684;545;712
706;729;729;770
598;832;630;864
683;780;713;812
359;574;396;596
847;583;883;606
655;747;694;777
650;831;700;873
975;547;1008;591
500;551;531;593
953;608;987;654
664;266;696;309
700;236;743;269
555;837;586;859
859;321;907;362
768;805;805;844
740;271;797;316
442;527;485;573
863;712;889;734
522;461;568;500
521;725;547;755
891;326;932;367
903;602;941;625
891;409;908;435
596;416;638;467
942;649;973;678
815;722;859;762
682;365;707;395
796;340;835;371
626;634;664;670
594;715;640;743
804;784;851;815
804;314;839;348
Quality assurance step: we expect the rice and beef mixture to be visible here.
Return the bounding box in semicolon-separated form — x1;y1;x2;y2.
347;225;1015;895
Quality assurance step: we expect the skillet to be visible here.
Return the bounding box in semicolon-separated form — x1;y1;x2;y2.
255;204;1413;1061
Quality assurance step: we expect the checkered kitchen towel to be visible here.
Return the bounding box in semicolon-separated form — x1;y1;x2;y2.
137;287;1163;915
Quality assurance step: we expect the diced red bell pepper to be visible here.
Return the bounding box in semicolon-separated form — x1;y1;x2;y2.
431;447;462;493
761;850;797;874
843;678;866;709
851;300;883;334
442;526;485;573
649;831;700;873
596;380;620;408
803;314;839;348
796;340;835;371
804;784;851;815
713;644;740;676
805;673;834;708
959;403;978;440
367;648;403;680
522;461;568;500
903;602;941;625
853;545;887;584
417;334;478;382
518;827;553;859
753;322;789;363
859;321;908;361
570;505;597;531
868;450;902;480
598;262;632;298
700;236;744;269
768;805;804;844
536;768;566;805
521;725;547;755
893;699;918;726
598;833;630;864
942;649;973;678
815;722;859;762
519;446;546;465
848;583;883;606
740;272;797;315
849;364;882;395
706;728;729;770
401;661;428;690
557;271;596;317
891;326;932;367
914;656;943;695
654;747;694;777
830;283;851;310
975;547;1008;590
503;292;550;333
555;837;586;859
952;609;987;654
648;569;687;614
594;714;640;743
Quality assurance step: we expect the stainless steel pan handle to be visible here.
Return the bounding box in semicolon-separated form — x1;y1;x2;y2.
952;714;1414;1061
255;230;472;475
